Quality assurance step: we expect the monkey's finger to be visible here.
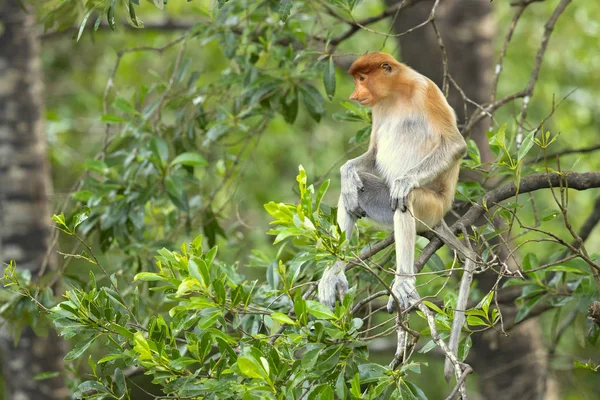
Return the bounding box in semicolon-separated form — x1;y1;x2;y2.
397;198;405;213
386;296;396;314
386;294;407;314
351;171;364;192
337;284;347;305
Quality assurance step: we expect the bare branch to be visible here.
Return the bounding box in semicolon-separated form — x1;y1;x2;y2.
515;0;572;146
329;0;420;46
416;171;600;271
538;144;600;162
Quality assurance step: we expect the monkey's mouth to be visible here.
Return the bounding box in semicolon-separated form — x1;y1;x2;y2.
359;98;370;105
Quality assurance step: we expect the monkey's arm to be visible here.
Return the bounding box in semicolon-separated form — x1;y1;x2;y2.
340;150;377;218
390;137;466;211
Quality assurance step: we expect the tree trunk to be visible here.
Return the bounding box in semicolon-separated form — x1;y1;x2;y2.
0;0;66;398
389;1;557;398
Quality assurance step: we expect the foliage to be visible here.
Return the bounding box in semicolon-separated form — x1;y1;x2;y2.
6;172;434;399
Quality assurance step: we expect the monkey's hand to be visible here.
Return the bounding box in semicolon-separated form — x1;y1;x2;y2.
390;176;419;212
386;277;420;313
340;162;366;218
318;261;349;309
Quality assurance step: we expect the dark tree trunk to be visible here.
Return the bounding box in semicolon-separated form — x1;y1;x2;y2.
389;1;557;398
0;0;66;398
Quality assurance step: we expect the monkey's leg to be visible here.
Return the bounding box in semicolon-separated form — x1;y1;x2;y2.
319;172;391;308
386;206;420;313
386;188;447;313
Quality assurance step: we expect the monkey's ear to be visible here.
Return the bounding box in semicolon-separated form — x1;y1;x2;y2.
381;62;392;74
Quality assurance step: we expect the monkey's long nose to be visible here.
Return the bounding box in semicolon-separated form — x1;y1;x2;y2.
349;91;359;101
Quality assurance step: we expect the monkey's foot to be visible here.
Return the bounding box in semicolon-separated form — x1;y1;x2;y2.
386;278;420;313
318;261;348;309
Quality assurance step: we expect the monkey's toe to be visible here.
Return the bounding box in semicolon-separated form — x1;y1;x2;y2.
318;262;349;310
386;279;419;313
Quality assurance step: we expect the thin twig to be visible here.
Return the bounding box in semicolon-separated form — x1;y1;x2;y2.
515;0;573;147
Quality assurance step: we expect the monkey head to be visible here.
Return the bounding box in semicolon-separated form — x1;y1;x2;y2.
348;52;414;107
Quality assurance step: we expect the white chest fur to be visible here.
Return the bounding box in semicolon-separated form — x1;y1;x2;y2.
374;115;433;185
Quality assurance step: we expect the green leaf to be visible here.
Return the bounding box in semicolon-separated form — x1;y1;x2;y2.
134;272;166;282
270;312;296;325
302;344;325;369
514;295;546;323
466;316;489;327
170;152;208;167
73;206;90;230
114;368;126;396
176;277;202;297
300;84;325;122
34;371;60;380
316;345;342;372
294;293;307;325
64;334;97;360
315;179;330;212
238;356;267;380
403;381;428;400
76;8;94;42
152;0;164;10
128;1;141;27
540;209;559;221
164;176;189;212
98;354;122;364
52;213;71;234
522;253;539;271
458;335;472;361
306;300;337;320
113;97;136;115
78;381;108;394
350;373;361;398
477;290;494;316
426;253;445;272
110;323;134;340
189;257;210;287
279;0;293;21
574;360;599;372
323;57;336;100
281;88;299;124
84;159;109;174
309;384;334;400
101;113;127;123
198;308;221;329
517;130;536;161
335;371;347;399
107;5;116;31
358;363;388;383
133;331;152;360
151;136;169;167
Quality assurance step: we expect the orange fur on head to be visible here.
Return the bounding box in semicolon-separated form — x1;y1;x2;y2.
348;52;418;107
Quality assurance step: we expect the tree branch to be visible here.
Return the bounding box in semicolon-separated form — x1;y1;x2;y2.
537;144;600;162
329;0;419;46
515;0;572;146
351;172;600;272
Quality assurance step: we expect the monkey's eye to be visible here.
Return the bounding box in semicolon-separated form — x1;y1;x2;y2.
358;76;365;82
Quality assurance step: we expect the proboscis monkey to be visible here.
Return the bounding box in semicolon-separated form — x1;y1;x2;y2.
317;52;468;374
